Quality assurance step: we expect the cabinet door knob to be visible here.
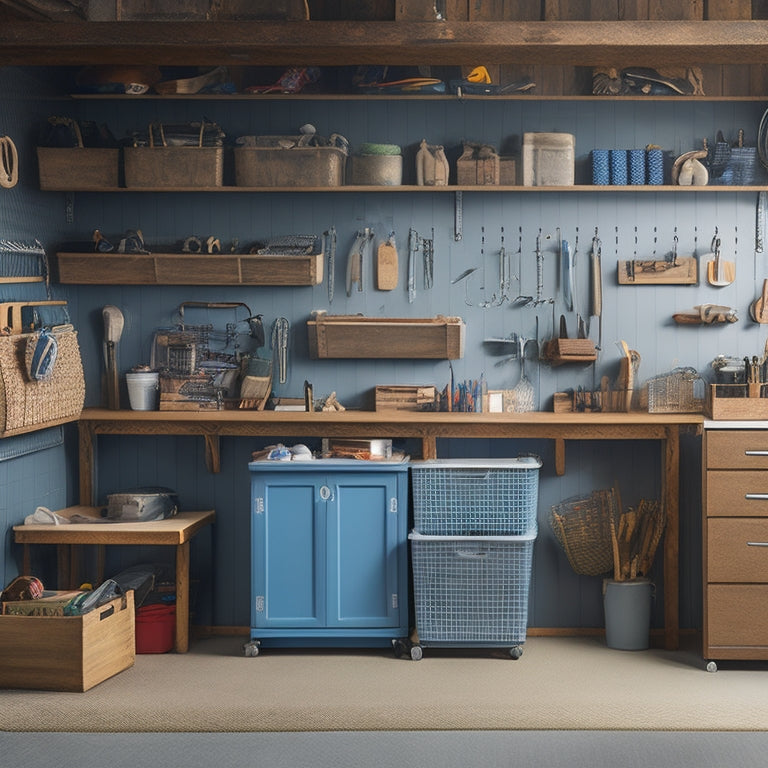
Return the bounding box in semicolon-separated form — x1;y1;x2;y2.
319;485;332;501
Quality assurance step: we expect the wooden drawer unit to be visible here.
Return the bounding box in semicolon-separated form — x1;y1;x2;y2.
703;426;768;666
706;429;768;469
707;585;768;651
706;471;768;517
707;518;768;582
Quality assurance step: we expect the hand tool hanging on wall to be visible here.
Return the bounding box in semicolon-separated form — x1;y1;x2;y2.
423;227;434;290
324;226;336;303
500;228;510;304
590;229;603;351
376;231;398;290
706;227;734;287
346;228;372;296
408;227;418;303
0;135;18;189
102;305;124;410
562;232;573;312
755;191;765;282
271;317;290;384
512;227;533;305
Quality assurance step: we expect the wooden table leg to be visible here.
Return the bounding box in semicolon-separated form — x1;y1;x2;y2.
22;543;31;575
57;544;70;588
78;420;97;505
662;427;680;651
175;540;190;652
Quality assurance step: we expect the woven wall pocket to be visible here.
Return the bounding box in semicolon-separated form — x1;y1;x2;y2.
0;326;85;437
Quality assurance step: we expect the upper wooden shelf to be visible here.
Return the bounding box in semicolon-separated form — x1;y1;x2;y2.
67;93;768;103
48;185;768;194
5;20;768;67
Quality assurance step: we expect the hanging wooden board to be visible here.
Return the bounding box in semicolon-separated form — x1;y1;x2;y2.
376;241;398;290
617;256;698;285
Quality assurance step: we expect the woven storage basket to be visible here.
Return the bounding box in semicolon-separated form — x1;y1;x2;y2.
0;328;85;436
549;489;616;576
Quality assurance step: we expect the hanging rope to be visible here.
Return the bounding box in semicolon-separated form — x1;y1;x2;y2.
0;136;19;189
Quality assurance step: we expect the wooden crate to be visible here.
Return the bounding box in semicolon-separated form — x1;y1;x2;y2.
456;149;500;185
124;146;223;188
37;147;118;190
375;385;438;412
308;315;465;359
55;252;323;286
0;592;135;691
706;383;768;420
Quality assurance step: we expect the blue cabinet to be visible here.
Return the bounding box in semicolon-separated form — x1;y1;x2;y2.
247;459;409;652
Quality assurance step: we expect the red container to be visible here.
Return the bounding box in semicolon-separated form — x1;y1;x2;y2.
135;603;175;654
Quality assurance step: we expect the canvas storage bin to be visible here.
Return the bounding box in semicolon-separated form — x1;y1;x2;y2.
0;325;85;436
522;132;575;186
37;116;118;191
234;134;348;187
124;122;224;188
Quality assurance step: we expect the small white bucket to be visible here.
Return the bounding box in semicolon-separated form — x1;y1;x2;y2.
126;372;159;411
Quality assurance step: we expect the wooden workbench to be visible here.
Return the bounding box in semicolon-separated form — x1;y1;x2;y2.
77;408;702;649
14;508;215;653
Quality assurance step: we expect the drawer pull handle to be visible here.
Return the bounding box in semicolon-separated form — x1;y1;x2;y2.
747;541;768;547
745;450;768;456
745;493;768;500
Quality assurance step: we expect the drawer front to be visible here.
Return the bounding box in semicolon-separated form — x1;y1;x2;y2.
707;584;768;647
708;518;768;582
707;430;768;469
706;470;768;516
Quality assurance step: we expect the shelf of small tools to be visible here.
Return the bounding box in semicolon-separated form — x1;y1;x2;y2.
707;351;768;420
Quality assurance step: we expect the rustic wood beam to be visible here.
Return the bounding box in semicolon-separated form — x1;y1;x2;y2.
3;20;768;67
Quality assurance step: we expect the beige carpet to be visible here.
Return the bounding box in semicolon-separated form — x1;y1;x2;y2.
2;634;768;733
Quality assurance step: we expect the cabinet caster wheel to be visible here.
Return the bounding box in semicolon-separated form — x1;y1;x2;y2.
410;644;423;661
244;640;260;657
509;646;523;660
706;660;718;673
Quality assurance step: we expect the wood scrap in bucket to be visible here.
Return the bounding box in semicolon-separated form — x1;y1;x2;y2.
609;490;665;581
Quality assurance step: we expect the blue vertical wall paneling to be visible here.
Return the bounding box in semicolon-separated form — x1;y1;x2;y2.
6;71;763;629
0;67;79;588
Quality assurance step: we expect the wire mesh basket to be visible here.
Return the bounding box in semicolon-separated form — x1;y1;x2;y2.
646;366;704;413
409;532;535;646
549;489;616;576
410;457;542;536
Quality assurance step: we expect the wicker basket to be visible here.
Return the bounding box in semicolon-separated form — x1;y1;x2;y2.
549;489;616;576
0;328;85;436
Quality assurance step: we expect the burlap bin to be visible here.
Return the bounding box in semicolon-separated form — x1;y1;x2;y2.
0;327;85;436
125;123;224;188
234;145;346;187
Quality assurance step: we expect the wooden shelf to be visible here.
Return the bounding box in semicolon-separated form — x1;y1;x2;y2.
6;21;768;67
55;251;323;286
68;93;768;103
49;184;768;193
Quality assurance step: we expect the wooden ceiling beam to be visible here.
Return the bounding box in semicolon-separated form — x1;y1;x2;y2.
2;20;768;67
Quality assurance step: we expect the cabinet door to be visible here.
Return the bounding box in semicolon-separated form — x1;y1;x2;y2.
251;476;325;628
326;472;403;628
